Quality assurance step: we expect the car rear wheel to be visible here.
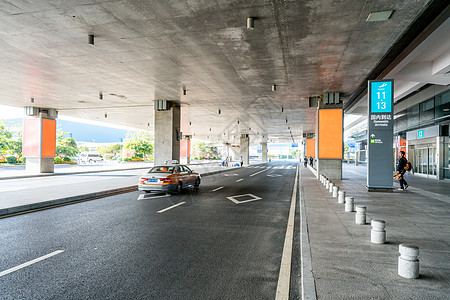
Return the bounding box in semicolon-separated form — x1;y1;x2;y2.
194;178;200;188
176;182;183;193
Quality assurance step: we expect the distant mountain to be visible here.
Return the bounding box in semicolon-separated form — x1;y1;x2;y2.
4;118;129;143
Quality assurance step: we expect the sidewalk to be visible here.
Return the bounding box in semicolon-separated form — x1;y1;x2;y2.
301;164;450;299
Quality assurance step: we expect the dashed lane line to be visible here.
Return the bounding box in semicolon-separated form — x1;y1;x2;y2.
211;186;224;192
0;250;64;277
236;178;243;182
249;168;269;177
138;193;171;200
157;202;186;213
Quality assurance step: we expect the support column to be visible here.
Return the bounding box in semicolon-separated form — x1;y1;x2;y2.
154;104;180;165
436;136;448;180
240;134;249;166
23;107;57;173
261;142;268;162
180;135;191;165
315;105;343;180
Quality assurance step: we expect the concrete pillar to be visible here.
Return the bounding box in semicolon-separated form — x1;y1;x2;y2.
240;134;249;166
154;105;180;165
23;107;57;174
185;135;191;165
261;142;268;162
436;136;448;180
315;105;343;180
355;151;359;166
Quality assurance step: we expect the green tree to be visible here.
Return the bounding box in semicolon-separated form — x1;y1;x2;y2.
56;128;78;157
192;141;218;158
0;120;22;155
124;130;153;158
0;121;13;155
289;149;300;158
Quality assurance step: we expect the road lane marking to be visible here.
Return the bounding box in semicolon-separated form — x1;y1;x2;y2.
249;168;269;177
267;174;282;177
236;178;243;182
0;250;64;277
275;165;299;300
224;173;239;176
212;186;224;192
138;193;170;200
157;202;185;213
227;194;262;204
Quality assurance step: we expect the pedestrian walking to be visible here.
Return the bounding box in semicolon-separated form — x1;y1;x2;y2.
395;151;409;190
304;156;308;167
240;156;243;167
309;156;313;167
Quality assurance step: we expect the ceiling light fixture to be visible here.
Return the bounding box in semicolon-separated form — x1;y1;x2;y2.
247;17;254;30
88;34;94;45
285;118;288;123
237;120;240;124
281;107;284;112
104;113;107;118
30;97;34;103
272;84;277;91
218;109;221;115
183;89;187;96
99;92;103;100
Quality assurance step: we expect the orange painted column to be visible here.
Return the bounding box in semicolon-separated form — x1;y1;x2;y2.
315;108;343;179
23;108;57;173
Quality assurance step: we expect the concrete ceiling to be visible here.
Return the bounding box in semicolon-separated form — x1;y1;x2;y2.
0;0;443;144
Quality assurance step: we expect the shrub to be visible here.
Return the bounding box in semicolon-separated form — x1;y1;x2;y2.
19;157;26;163
6;156;18;164
123;157;132;162
54;157;63;163
63;156;72;162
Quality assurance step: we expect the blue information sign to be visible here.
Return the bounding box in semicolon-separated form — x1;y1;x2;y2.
370;81;392;113
418;130;424;138
291;143;298;148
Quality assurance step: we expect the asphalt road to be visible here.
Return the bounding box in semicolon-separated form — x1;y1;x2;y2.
0;162;300;299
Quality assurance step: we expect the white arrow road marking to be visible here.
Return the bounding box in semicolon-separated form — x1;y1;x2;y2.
212;186;224;192
0;250;64;277
250;168;269;177
138;193;171;200
157;202;185;213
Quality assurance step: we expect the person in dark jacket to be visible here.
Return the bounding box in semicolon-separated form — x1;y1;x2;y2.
396;151;409;190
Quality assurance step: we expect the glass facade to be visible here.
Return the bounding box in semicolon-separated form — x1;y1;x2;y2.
435;90;450;119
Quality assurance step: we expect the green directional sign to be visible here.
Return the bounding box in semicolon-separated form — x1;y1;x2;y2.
367;80;394;191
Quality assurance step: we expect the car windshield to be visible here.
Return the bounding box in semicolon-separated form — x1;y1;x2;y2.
149;166;175;173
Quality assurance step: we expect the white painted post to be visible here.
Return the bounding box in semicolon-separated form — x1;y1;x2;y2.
338;190;346;204
328;183;334;193
355;205;366;225
344;196;354;212
325;180;330;189
332;186;339;197
398;244;419;279
371;220;386;244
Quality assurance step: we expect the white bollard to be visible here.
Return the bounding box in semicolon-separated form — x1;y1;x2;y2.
398;244;419;279
338;190;346;203
320;175;324;183
332;186;339;197
325;180;330;189
329;183;334;193
355;205;366;225
371;220;386;244
344;196;354;212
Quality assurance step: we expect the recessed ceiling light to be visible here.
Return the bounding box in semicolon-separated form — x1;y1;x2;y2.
366;10;393;22
443;108;450;112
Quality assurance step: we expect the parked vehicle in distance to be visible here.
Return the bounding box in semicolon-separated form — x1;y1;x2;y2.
77;152;103;164
138;164;201;193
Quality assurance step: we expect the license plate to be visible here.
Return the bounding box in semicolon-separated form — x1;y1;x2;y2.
149;179;158;183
